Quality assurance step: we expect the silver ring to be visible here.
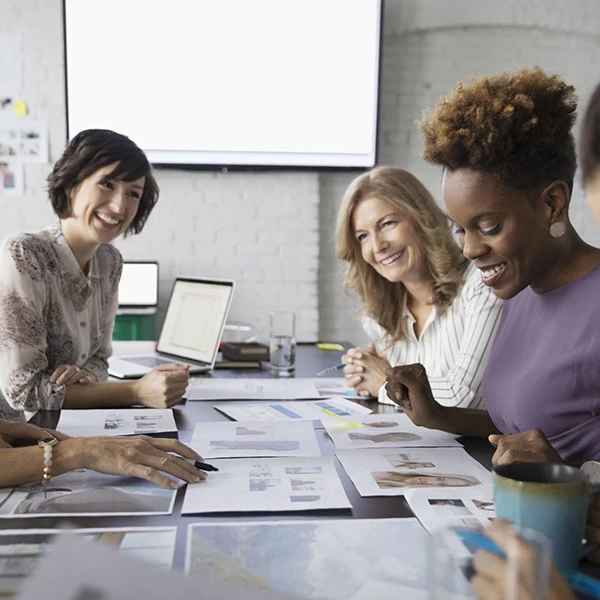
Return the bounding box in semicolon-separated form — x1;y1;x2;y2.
348;357;353;365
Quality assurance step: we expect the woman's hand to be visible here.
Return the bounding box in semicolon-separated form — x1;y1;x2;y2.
63;435;207;489
133;364;190;408
343;343;390;397
470;520;575;600
489;429;563;468
50;364;96;386
0;419;69;449
384;363;443;427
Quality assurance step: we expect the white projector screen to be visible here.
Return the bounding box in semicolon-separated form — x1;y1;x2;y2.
63;0;382;169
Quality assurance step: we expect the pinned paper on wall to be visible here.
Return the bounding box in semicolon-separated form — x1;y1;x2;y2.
0;34;23;100
13;99;27;116
0;158;23;197
0;116;49;164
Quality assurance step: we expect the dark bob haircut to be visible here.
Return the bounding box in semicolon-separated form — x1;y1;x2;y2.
579;83;600;187
47;129;159;235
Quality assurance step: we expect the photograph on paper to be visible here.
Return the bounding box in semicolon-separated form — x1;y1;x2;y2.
190;420;321;458
0;526;176;597
182;456;351;514
0;470;177;518
213;397;372;422
405;487;495;536
323;413;461;449
0;117;48;163
185;518;431;600
0;157;23;196
336;447;492;497
57;408;177;437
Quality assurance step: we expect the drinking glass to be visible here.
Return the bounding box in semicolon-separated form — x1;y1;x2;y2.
269;311;296;376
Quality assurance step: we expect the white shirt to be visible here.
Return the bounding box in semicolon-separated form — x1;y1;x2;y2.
363;263;503;409
0;223;122;419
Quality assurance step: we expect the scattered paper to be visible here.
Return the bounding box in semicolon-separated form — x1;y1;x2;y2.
18;534;296;600
323;413;462;449
313;377;359;398
189;420;321;458
186;518;431;600
0;470;177;518
57;408;177;437
0;527;176;596
213;397;373;422
336;447;492;497
405;487;495;536
188;378;321;400
182;456;351;514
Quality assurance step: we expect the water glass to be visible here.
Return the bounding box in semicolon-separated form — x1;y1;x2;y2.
428;525;551;599
269;311;296;376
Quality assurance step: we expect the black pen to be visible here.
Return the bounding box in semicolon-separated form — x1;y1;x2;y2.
184;458;219;472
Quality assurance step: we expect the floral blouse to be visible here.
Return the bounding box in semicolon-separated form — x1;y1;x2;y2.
0;223;122;418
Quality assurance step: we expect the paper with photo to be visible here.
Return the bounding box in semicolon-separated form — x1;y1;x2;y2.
0;116;48;163
214;397;372;422
323;413;461;449
405;487;495;536
313;377;359;398
182;456;351;514
57;408;177;437
0;469;177;518
186;518;431;600
0;157;23;196
190;420;321;458
18;534;297;600
188;378;321;400
0;527;176;596
336;447;492;497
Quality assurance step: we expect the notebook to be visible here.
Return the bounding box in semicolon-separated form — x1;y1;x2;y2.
108;277;235;378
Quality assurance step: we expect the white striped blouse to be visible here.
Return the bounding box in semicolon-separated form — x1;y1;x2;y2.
363;263;503;409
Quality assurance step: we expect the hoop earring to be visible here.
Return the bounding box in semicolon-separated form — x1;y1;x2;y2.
549;221;566;238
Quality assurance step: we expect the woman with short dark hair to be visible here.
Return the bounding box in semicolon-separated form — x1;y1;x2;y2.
0;129;189;417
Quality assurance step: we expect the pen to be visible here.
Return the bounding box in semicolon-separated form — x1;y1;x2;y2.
456;529;600;599
184;458;219;472
316;363;344;377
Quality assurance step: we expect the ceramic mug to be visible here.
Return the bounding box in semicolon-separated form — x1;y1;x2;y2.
494;462;600;571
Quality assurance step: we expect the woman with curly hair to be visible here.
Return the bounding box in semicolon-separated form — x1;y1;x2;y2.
385;67;600;467
336;167;503;407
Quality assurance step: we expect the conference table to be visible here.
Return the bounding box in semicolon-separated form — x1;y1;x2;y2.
6;342;599;591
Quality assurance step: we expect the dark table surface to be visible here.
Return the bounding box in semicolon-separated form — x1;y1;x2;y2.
9;342;600;582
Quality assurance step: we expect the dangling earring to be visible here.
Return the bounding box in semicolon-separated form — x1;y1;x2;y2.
549;221;566;238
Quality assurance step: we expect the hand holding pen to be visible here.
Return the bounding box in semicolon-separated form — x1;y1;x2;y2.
336;344;390;398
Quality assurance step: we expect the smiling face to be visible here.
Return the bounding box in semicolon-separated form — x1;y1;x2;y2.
442;170;555;300
63;163;145;247
352;196;428;286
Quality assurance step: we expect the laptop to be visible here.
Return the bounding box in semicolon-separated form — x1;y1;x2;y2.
117;261;159;314
108;277;235;378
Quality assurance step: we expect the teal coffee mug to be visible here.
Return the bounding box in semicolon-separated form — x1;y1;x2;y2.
494;462;600;571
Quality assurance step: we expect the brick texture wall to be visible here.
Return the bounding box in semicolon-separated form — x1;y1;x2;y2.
3;0;600;347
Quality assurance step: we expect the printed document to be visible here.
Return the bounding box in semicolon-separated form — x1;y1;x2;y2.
188;378;321;400
189;420;321;458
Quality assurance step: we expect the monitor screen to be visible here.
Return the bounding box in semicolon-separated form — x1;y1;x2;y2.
63;0;382;169
118;262;159;307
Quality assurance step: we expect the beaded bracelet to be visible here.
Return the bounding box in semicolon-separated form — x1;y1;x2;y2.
37;437;58;485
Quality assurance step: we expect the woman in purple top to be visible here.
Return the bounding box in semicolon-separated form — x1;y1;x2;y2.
384;67;600;468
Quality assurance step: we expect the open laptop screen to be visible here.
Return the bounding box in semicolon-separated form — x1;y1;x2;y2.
118;262;159;307
157;278;234;365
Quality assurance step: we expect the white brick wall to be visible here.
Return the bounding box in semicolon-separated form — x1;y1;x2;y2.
3;0;600;347
319;0;600;347
0;0;319;343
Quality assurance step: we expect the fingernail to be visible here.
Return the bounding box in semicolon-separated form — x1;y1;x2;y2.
169;481;178;489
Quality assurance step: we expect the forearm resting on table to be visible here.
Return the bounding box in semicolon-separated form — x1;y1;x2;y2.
62;381;138;409
431;406;500;439
0;439;85;487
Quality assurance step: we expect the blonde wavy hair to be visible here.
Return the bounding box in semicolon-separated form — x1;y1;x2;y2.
335;167;467;345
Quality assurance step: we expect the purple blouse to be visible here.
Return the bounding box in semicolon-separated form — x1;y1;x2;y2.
482;262;600;465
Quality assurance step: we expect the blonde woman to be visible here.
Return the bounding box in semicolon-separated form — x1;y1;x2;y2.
336;167;502;408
